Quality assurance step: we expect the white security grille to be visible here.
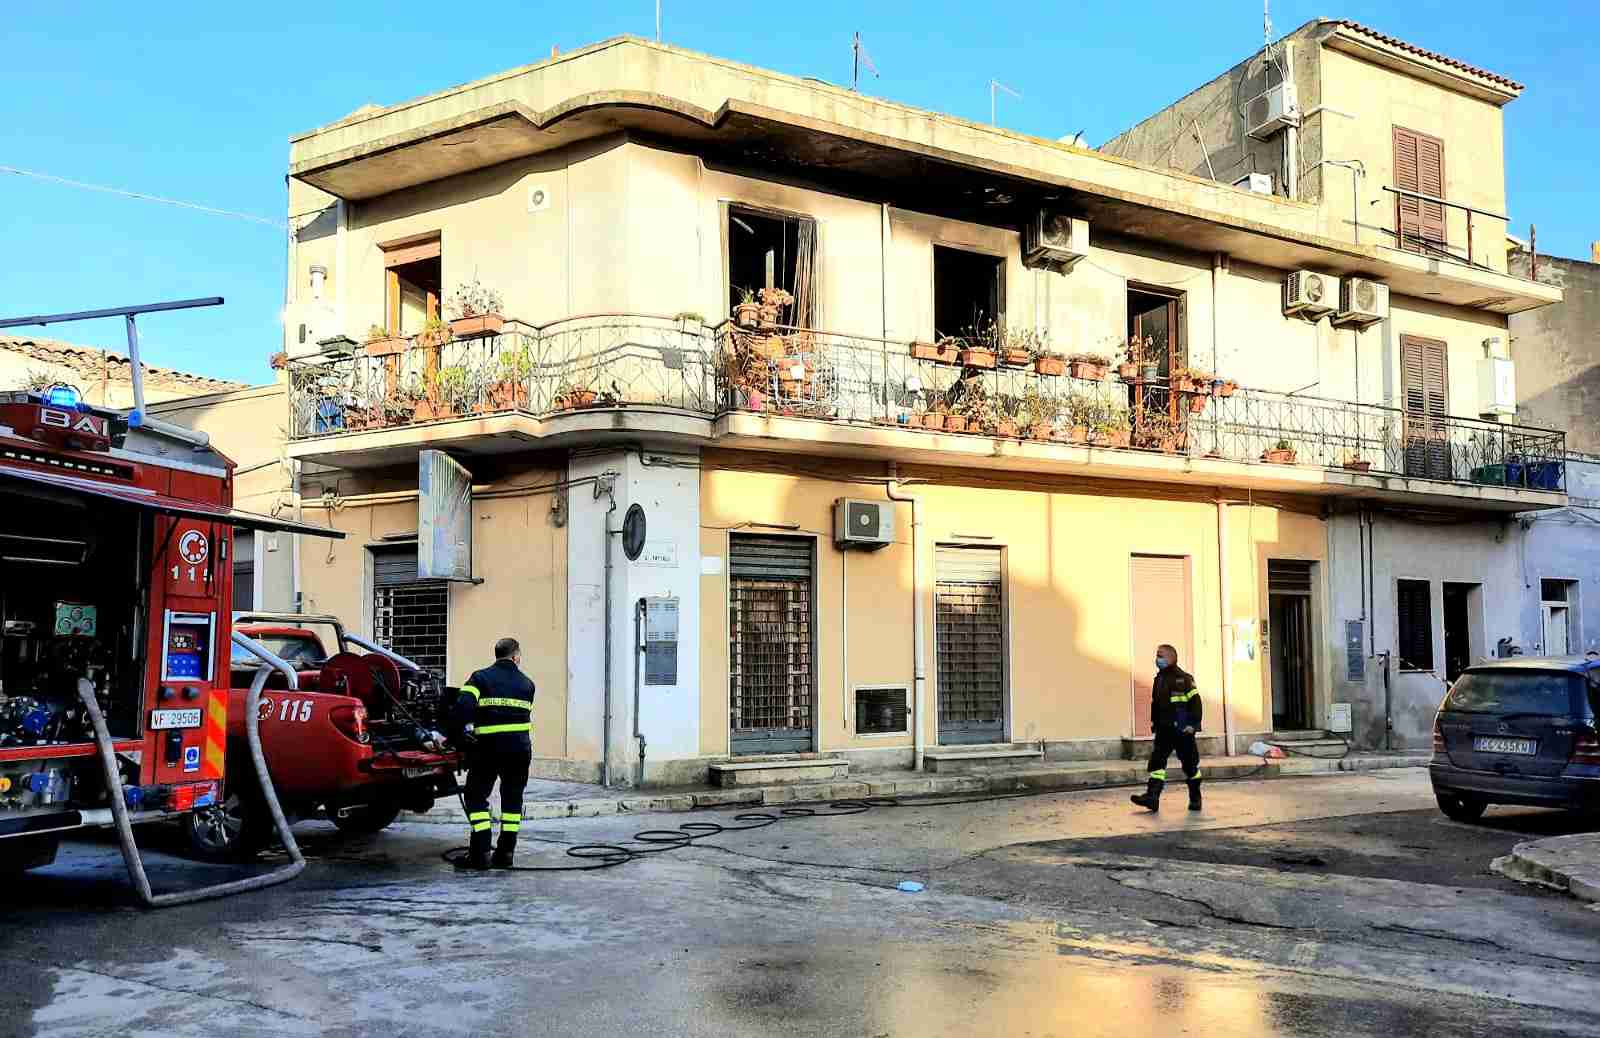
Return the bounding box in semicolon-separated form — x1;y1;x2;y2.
935;546;1006;744
728;535;814;754
373;581;448;678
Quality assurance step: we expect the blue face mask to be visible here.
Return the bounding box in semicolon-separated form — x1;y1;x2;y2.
1155;657;1171;670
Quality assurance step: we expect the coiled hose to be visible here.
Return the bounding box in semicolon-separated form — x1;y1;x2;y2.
77;635;306;908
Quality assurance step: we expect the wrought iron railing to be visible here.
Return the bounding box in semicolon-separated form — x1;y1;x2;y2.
286;316;1565;492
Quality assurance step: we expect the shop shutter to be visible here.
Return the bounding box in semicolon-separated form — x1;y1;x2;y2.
935;546;1006;744
1129;555;1194;735
1267;559;1314;595
373;543;419;585
728;535;814;753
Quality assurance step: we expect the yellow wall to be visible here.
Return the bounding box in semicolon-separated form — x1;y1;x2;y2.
298;468;571;759
699;453;1327;752
1320;46;1510;271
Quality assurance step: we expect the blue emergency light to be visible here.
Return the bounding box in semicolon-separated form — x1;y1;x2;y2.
44;384;83;409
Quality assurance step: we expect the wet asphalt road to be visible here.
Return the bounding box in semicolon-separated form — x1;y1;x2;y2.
2;769;1598;1037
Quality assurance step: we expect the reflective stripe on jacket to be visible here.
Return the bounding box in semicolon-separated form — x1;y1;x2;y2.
460;659;536;748
1150;666;1203;733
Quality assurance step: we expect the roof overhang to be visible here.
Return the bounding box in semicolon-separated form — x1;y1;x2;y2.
1322;25;1522;106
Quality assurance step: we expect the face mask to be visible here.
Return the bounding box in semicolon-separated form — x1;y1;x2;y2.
1155;657;1171;670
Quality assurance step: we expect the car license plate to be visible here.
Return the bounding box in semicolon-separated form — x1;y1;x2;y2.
403;766;439;779
150;708;203;730
1474;736;1537;755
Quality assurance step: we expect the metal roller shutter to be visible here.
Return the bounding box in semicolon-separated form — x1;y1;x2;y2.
1129;555;1193;734
728;535;815;754
371;544;448;678
935;546;1006;745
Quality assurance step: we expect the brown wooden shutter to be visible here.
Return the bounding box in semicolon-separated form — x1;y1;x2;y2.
1401;336;1451;479
1394;127;1445;252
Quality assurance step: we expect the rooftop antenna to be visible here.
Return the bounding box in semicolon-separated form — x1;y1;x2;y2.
990;79;1022;125
852;32;879;91
1263;0;1273;45
655;0;661;42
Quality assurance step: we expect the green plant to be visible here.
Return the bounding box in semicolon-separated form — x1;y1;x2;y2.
737;287;758;306
448;278;504;319
1068;351;1111;365
673;311;706;325
498;347;534;382
367;324;390;342
421;315;451;339
1273;437;1293;451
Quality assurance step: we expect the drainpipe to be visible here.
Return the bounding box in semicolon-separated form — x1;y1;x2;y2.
633;597;647;787
599;476;619;786
1216;500;1236;756
1283;41;1299;200
885;465;927;771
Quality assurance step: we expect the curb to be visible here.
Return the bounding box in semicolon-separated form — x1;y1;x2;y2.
1491;834;1600;905
413;753;1427;826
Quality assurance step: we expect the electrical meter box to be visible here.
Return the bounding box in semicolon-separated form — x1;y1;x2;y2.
644;597;679;686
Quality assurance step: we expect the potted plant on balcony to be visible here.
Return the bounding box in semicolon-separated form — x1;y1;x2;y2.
1342;452;1372;473
999;328;1037;368
911;337;962;364
487;346;533;410
733;288;762;329
958;324;998;370
920;398;949;431
1068;351;1112;382
555;383;599;410
1214;378;1238;397
365;324;407;358
417;315;453;350
448;279;506;339
1262;439;1297;464
1116;336;1141;381
1138;336;1162;383
756;287;794;330
1030;347;1067;377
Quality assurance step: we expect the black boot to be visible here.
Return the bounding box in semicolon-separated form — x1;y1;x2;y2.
1187;778;1203;812
491;832;518;869
1130;777;1164;812
457;828;492;871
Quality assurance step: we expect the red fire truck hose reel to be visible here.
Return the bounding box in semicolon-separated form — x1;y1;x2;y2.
77;634;306;908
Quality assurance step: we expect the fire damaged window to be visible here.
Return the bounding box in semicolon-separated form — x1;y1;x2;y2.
933;245;1004;341
728;206;817;328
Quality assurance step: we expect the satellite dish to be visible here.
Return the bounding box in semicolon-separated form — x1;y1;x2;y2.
622;504;647;562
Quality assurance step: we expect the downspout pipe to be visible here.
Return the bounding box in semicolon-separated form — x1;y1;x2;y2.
600;477;619;787
885;465;927;772
634;597;647;787
1216;500;1235;756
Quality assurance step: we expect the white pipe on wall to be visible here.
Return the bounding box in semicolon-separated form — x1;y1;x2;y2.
1217;500;1236;755
885;465;927;772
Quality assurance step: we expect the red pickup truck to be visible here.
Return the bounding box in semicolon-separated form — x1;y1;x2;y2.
181;612;462;861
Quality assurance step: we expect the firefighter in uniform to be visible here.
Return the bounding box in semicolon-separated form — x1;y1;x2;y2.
454;637;535;870
1131;643;1204;813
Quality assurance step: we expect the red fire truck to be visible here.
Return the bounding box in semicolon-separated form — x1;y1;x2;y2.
0;383;338;876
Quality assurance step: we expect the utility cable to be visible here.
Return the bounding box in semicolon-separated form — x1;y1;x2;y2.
0;165;286;229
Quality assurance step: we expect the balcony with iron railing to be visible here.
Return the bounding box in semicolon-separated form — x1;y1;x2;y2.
285;315;1566;506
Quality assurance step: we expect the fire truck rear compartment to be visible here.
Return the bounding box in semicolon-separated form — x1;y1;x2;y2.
1;490;148;817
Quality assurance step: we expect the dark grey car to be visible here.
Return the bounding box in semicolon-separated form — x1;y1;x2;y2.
1429;656;1600;821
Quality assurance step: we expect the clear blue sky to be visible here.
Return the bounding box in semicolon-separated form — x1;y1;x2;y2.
4;1;1593;384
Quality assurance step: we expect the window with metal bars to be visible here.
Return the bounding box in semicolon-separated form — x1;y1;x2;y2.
371;544;449;678
1396;579;1434;672
935;546;1006;744
727;534;815;754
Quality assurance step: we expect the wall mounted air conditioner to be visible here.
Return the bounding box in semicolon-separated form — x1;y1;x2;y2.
1022;211;1089;271
833;498;896;551
1332;277;1389;327
1477;356;1517;416
1233;172;1274;195
284;302;345;359
1246;83;1299;139
1282;270;1339;318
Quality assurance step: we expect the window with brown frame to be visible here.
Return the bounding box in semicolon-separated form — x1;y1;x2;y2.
727;206;817;329
1127;285;1187;424
1393;126;1446;255
382;236;441;336
1400;334;1451;480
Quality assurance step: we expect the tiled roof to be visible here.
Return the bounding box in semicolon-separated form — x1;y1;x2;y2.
0;335;246;392
1331;20;1523;91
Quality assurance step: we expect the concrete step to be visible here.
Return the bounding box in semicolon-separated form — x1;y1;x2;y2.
1265;732;1350;754
1270;730;1333;742
1121;734;1227;760
709;756;850;787
923;744;1044;774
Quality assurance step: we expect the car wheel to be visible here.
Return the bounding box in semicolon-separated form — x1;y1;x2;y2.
1436;792;1488;822
329;800;403;835
183;778;272;862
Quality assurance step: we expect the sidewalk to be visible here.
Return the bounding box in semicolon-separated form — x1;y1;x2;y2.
419;750;1430;825
1493;833;1600;905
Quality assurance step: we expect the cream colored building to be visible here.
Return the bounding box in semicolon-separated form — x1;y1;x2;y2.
249;31;1562;785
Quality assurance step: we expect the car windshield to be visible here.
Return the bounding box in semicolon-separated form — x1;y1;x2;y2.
231;633;328;670
1443;670;1579;717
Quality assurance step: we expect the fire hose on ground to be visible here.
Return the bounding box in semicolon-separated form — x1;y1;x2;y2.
77;632;306;908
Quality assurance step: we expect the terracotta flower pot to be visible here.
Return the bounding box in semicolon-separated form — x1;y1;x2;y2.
959;348;998;370
911;341;960;364
450;313;505;339
489;380;528;410
1116;362;1139;380
1034;356;1066;377
1262;448;1297;464
995;419;1018;438
561;389;598;410
921;412;947;431
1343;459;1372;472
1002;348;1032;367
416;328;451;350
1069;424;1090;444
1216;381;1238;398
365;336;408;358
1173;376;1196;393
734;303;761;329
1031;425;1052;442
414;398;455;422
944;415;969;433
1188;395;1208;414
1069;360;1109;381
1107;429;1132;448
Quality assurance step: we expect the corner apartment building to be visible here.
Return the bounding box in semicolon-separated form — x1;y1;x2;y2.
272;28;1563;784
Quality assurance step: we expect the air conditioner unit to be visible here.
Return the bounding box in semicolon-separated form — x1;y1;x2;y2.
284;302;344;359
1332;277;1389;327
1245;82;1299;140
1477;356;1517;416
1233;172;1274;195
1282;270;1339;318
833;498;896;551
1022;211;1089;271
